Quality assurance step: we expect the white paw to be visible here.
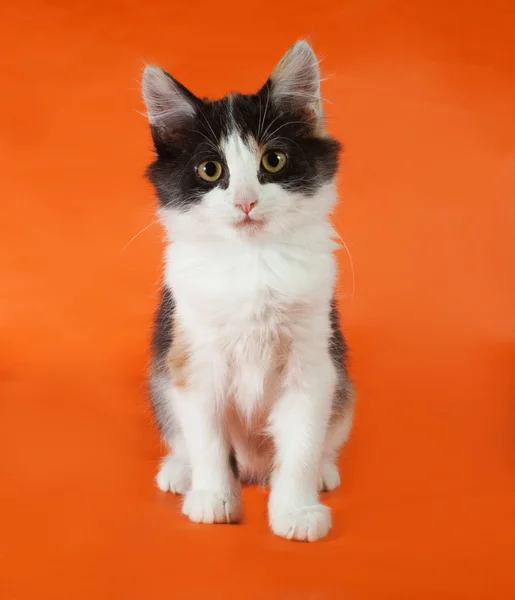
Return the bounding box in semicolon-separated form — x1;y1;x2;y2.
318;462;341;492
182;489;241;524
269;504;332;542
156;455;191;495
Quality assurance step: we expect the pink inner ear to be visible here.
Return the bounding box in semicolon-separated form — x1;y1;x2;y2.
142;65;196;131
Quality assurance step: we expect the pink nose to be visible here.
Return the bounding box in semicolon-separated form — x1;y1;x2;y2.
234;198;257;214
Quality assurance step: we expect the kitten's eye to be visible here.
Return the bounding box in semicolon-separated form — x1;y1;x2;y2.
197;160;223;182
262;151;287;173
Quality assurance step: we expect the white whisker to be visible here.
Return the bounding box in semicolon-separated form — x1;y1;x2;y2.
120;219;160;254
258;85;271;140
197;108;219;146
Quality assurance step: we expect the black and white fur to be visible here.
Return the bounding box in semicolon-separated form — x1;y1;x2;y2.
143;41;354;541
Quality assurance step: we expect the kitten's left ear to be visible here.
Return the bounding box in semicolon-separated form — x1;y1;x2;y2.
265;41;322;119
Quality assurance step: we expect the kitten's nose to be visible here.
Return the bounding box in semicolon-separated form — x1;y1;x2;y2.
234;197;257;214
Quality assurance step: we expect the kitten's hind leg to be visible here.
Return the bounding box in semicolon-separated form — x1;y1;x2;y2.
150;370;191;495
156;432;191;495
319;385;355;492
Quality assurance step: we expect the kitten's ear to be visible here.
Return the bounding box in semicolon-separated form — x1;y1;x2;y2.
266;41;322;118
141;65;197;134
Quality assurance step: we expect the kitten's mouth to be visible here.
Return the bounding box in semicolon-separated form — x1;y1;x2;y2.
234;215;266;230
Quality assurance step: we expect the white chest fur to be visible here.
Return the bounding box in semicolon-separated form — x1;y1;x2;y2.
165;233;336;417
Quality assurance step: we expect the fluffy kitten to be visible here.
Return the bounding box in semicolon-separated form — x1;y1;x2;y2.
142;41;354;542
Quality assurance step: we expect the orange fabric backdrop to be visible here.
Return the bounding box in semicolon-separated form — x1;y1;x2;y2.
1;0;514;598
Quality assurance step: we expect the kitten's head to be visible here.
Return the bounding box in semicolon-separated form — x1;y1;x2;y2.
142;41;340;242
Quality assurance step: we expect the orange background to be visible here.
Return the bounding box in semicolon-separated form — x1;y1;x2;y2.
1;0;514;598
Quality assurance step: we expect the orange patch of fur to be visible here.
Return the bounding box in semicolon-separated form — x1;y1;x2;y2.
166;316;190;388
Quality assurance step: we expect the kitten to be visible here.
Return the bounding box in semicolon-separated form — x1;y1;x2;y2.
142;41;355;542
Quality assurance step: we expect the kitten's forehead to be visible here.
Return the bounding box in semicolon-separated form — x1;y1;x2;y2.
221;129;259;163
204;93;262;141
221;130;260;193
200;93;266;162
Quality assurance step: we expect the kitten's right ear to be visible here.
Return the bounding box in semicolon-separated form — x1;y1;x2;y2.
141;65;196;134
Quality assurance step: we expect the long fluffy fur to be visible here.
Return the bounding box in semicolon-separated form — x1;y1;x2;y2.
143;41;354;541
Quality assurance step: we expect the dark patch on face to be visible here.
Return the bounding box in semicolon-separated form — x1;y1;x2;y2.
231;84;341;195
147;97;232;211
145;76;341;211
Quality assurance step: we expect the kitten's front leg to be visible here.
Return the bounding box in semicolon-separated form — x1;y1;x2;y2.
172;381;241;524
268;335;336;542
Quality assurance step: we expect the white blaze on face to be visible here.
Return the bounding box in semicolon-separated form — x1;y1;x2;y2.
221;131;260;208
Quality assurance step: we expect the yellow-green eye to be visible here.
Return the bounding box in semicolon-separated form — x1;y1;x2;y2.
197;160;223;182
262;151;287;173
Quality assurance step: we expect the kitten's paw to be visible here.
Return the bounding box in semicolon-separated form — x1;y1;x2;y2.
318;461;340;492
269;504;331;542
156;455;191;495
182;489;241;524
